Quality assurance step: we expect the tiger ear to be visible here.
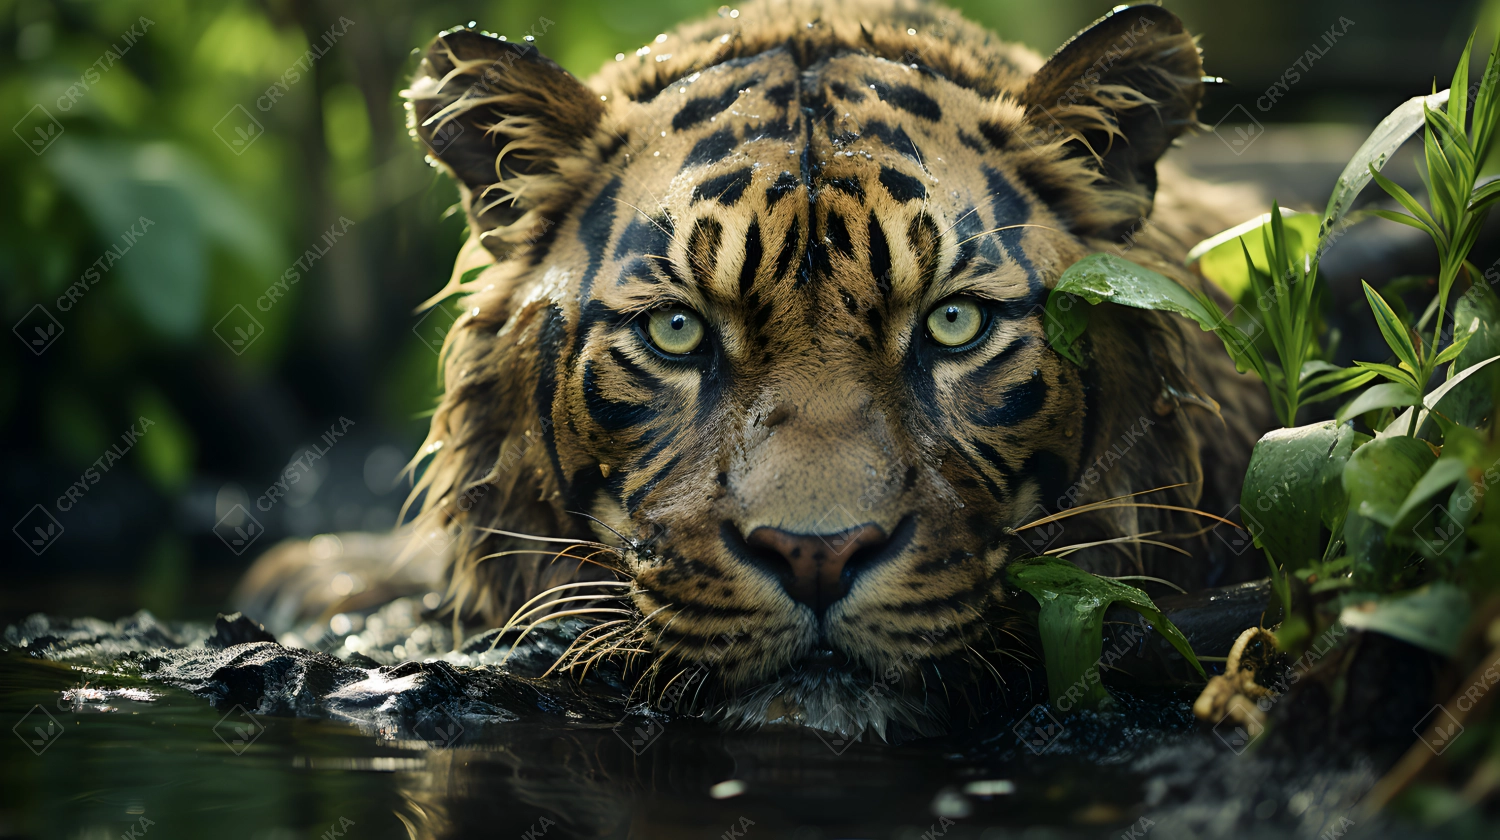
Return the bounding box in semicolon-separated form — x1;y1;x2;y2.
404;29;605;258
1021;5;1204;227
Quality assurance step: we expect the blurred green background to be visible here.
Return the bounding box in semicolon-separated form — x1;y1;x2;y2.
2;0;1495;623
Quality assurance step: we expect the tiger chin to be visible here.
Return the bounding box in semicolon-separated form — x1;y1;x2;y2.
244;0;1274;737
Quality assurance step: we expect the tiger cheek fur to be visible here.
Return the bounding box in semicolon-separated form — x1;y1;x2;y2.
405;0;1272;735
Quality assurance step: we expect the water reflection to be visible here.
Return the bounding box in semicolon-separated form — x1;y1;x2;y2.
3;650;1180;840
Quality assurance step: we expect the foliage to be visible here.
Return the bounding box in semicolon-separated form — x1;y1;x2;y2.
1006;555;1205;711
1042;24;1500;820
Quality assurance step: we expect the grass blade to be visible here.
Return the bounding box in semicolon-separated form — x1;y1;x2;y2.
1361;280;1422;371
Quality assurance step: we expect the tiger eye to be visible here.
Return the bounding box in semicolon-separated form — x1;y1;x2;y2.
926;298;984;347
646;307;705;355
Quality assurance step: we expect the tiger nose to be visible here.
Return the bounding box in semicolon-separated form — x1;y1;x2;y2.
745;523;890;614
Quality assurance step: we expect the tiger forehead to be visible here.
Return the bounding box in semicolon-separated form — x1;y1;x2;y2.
589;49;1044;308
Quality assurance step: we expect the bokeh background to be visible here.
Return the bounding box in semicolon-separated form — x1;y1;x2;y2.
3;0;1497;624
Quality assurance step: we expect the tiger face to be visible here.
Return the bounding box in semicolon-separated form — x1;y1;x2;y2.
405;0;1269;735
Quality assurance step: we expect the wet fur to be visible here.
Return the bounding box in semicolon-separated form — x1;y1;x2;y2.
394;0;1272;734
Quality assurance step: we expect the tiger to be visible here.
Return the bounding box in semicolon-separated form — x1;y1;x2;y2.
261;0;1276;738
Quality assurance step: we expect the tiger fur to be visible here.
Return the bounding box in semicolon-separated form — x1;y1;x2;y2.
389;0;1273;736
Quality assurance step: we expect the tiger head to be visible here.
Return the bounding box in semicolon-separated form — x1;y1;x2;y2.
404;0;1267;736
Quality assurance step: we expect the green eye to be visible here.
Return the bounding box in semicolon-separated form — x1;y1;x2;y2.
645;307;705;355
926;298;985;347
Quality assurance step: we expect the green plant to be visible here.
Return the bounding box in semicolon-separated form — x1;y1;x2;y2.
1360;31;1500;435
1030;27;1500;796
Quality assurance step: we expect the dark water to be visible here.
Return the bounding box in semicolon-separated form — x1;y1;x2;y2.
1;648;1213;840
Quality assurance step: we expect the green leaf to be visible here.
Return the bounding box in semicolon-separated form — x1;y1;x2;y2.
1444;287;1500;428
1432;330;1475;366
1006;555;1205;711
1361;280;1423;371
1187;209;1319;301
1473;29;1500;161
1335;382;1422;425
1339;584;1471;657
1351;361;1421;391
1391;458;1474;528
1470;178;1500;212
1381;354;1500;439
1342;436;1438;580
1239;421;1357;566
1449;33;1475;132
1045;253;1224;365
1301;371;1379;407
1321;90;1451;251
1368;208;1435;237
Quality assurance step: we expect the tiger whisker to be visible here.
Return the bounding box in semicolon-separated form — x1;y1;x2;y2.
565;509;634;546
1101;574;1189;594
613;199;675;240
542;620;631;678
1014;501;1238;532
1044;531;1193;559
1011;484;1190;531
474;548;624;574
501;594;631;637
956;222;1065;248
476;526;616;550
487;581;633;652
498;608;637;669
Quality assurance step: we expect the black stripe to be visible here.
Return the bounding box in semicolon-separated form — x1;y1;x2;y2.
774;216;801;281
878;166;925;203
765;82;795;108
863;77;941;120
826;211;853;257
862;120;921;163
982;165;1030;224
614;213;673;261
948;207;982;279
825;176;865;201
583;360;655;432
971;439;1016;484
626;452;683;511
577;177;623;299
692;167;755;206
607;345;663;391
956;129;986;154
673;76;762;132
738;219;763;296
973;370;1047;427
766;170;799;204
687;218;723;288
977;121;1011;150
963;335;1032;386
617;256;661;287
981;165;1042;292
867;212;891;294
684;128;737;168
534;305;567;485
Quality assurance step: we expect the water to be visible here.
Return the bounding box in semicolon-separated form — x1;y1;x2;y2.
1;650;1203;840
